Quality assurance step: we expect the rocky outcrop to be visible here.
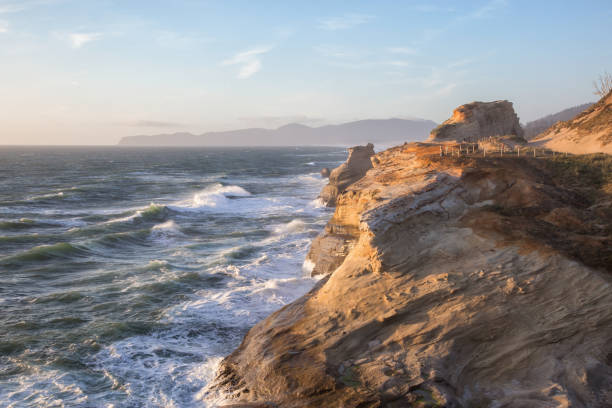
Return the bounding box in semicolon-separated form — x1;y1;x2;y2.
532;90;612;154
429;100;525;143
319;143;375;206
209;143;612;407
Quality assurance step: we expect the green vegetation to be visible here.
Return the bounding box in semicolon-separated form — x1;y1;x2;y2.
339;366;361;388
412;388;444;408
543;153;612;196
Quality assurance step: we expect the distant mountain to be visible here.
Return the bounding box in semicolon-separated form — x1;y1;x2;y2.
523;103;593;139
531;91;612;154
117;118;437;147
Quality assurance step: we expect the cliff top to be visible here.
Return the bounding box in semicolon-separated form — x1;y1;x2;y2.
429;100;525;143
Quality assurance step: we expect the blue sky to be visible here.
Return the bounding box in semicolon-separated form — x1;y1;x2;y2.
1;0;611;144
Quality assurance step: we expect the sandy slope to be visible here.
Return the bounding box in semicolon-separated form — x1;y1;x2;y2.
532;91;612;154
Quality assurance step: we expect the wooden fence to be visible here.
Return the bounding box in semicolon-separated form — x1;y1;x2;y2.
437;141;570;159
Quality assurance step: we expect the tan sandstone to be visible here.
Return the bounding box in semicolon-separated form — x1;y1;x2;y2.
319;143;375;206
429;100;525;143
208;144;612;407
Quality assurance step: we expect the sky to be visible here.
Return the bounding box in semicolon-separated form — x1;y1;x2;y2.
0;0;611;145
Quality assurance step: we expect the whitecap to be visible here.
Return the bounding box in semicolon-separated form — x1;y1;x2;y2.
27;191;65;201
105;203;167;224
273;219;306;235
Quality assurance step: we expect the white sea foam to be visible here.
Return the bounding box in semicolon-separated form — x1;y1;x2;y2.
150;220;183;243
302;258;316;275
309;197;326;208
27;191;65;201
273;219;306;235
105;203;167;224
90;227;321;407
167;184;254;213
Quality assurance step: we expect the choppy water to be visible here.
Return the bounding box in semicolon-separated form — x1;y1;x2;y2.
0;146;345;407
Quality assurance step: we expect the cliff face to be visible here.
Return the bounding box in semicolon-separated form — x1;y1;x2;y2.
319;143;375;206
532;90;612;154
210;144;612;407
429;101;524;143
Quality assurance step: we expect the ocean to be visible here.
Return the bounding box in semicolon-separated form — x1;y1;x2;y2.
0;146;345;407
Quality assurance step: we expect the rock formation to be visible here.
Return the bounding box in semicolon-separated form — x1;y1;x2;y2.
429;100;525;143
209;143;612;407
532;90;612;154
320;167;330;178
319;143;375;206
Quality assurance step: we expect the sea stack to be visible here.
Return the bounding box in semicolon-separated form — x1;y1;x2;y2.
319;143;375;206
429;100;524;143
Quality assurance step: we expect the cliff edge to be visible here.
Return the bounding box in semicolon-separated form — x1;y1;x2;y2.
209;144;612;407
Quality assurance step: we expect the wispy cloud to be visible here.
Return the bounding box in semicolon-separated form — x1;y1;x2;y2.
0;20;7;33
413;4;456;13
447;58;474;69
317;13;374;30
469;0;508;19
68;32;102;48
156;30;214;49
386;46;418;55
0;0;60;14
433;82;457;96
385;60;413;67
222;46;273;79
313;44;364;58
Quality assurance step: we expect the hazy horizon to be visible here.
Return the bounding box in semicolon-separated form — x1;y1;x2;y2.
1;0;611;145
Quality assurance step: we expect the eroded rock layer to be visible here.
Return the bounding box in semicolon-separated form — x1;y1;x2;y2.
319;143;375;206
211;144;612;408
429;100;525;143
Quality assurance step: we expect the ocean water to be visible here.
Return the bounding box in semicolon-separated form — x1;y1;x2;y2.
0;146;345;407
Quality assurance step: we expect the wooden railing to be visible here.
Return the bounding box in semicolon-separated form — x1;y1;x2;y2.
437;141;570;158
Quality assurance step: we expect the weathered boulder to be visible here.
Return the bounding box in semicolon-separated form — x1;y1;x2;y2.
320;167;330;178
429;100;524;142
319;143;374;206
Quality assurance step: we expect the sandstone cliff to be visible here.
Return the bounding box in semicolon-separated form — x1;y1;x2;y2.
210;144;612;407
429;101;525;143
319;143;375;206
532;90;612;154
